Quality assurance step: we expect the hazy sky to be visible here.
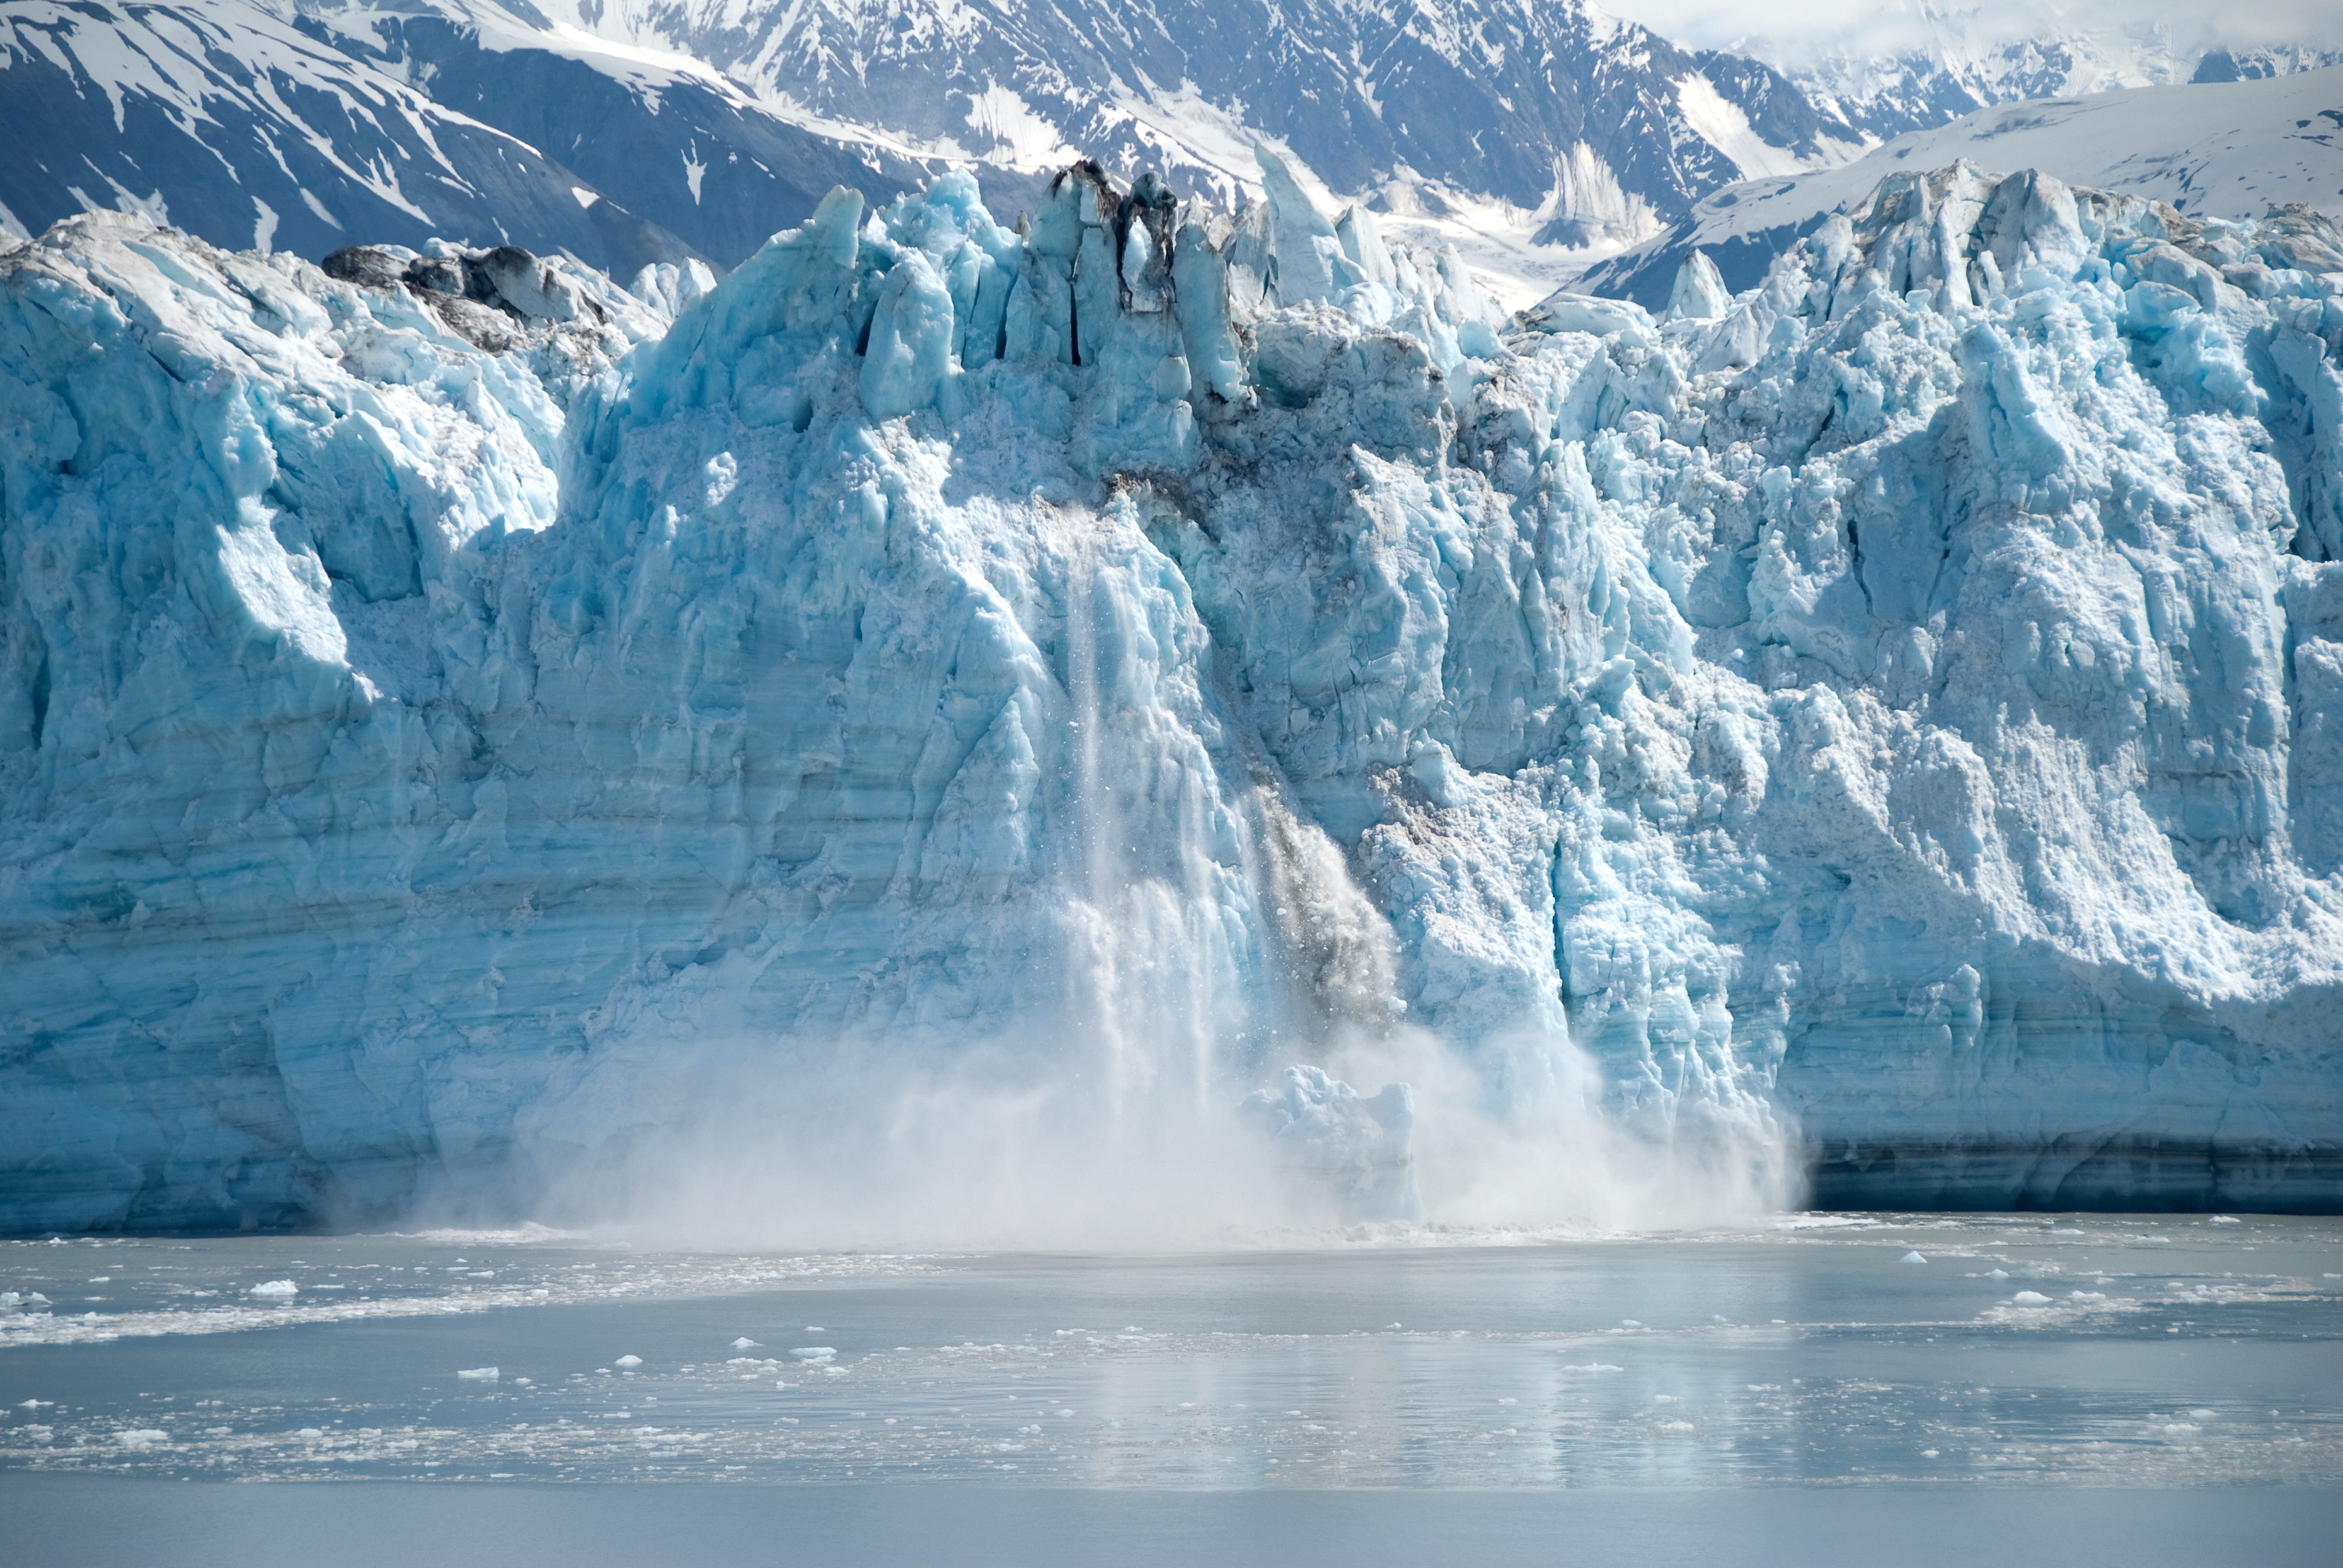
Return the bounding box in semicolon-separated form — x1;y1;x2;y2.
1597;0;2343;60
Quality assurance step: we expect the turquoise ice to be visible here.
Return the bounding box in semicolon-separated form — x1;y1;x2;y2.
2;157;2340;1233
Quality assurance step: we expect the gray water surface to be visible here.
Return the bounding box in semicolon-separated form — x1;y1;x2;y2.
4;1213;2338;1561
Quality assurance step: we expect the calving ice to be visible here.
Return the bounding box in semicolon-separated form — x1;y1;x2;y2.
2;150;2341;1239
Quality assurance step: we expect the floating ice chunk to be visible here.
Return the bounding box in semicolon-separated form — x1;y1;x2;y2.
2068;1291;2106;1303
2210;1216;2242;1225
1563;1364;1624;1373
614;1355;642;1367
791;1347;837;1361
115;1429;169;1447
2011;1291;2053;1306
1921;1448;1940;1458
1902;1251;1928;1264
730;1337;760;1349
248;1280;298;1298
1987;1269;2010;1279
457;1367;500;1380
1659;1420;1695;1432
296;1427;323;1438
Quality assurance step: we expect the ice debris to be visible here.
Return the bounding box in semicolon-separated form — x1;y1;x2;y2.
1240;1067;1420;1221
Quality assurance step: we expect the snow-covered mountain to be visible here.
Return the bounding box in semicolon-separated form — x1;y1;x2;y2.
0;1;972;275
3;0;1867;302
1793;37;2343;146
1577;67;2343;310
1757;8;2343;144
5;151;2341;1234
465;0;1856;229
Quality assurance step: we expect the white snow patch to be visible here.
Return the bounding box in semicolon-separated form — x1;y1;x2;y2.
1673;73;1818;181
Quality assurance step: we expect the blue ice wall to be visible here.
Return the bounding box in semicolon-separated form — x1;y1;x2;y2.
4;158;2342;1231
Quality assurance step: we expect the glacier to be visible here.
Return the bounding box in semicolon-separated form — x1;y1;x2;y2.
3;150;2343;1236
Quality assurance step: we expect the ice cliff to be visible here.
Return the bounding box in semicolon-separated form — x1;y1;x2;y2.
4;152;2342;1234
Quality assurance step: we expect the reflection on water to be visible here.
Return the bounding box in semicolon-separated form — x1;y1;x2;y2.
2;1214;2338;1488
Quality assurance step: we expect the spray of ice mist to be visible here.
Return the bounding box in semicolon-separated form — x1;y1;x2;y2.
542;520;1793;1250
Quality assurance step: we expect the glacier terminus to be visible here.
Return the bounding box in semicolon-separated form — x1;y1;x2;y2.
3;150;2342;1236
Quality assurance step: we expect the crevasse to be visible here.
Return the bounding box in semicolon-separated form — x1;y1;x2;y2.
3;152;2341;1235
